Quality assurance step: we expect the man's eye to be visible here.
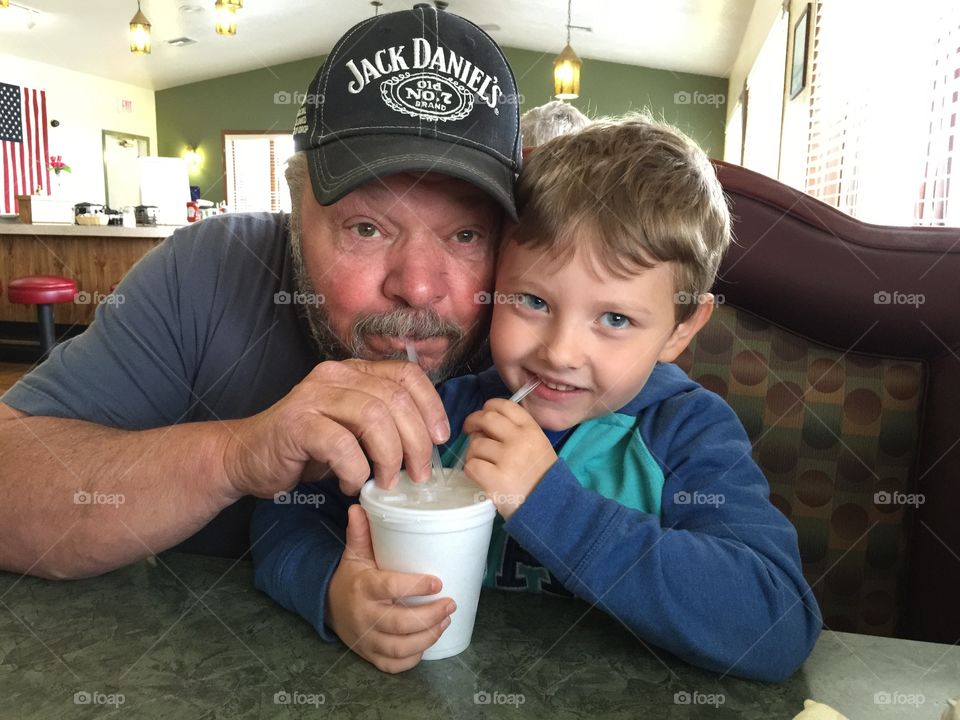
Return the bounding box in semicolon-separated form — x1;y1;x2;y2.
520;294;547;311
599;312;631;329
453;229;480;244
351;223;380;238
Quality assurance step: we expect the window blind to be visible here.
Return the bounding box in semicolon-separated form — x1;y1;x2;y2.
916;20;960;226
224;133;295;213
805;1;960;225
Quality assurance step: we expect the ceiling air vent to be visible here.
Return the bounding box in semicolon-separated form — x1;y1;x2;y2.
167;37;198;47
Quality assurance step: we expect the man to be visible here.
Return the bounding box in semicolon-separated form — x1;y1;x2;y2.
519;100;590;148
0;5;522;578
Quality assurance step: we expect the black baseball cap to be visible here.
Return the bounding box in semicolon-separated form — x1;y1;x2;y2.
292;4;522;218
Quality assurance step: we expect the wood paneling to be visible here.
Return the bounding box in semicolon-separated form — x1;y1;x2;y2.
0;232;162;325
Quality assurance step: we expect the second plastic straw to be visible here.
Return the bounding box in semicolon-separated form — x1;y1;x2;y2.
450;377;542;473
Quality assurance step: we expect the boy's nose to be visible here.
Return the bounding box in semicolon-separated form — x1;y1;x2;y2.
536;322;585;370
382;234;448;309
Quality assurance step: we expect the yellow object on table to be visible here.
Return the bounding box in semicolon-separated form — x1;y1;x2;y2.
792;699;849;720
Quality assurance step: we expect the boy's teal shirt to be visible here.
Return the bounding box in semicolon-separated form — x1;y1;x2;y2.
443;409;665;515
441;388;665;593
251;363;823;683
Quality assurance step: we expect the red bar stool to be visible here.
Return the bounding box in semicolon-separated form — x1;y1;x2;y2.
7;275;78;358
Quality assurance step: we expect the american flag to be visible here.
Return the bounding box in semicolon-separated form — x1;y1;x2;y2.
1;83;50;214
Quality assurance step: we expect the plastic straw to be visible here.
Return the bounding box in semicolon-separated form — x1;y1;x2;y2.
405;339;446;482
508;377;543;404
450;377;542;472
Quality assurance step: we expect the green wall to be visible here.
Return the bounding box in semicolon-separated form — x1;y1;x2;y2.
503;48;727;156
156;56;320;204
157;48;727;204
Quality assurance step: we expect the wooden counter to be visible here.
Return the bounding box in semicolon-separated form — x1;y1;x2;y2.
0;222;176;325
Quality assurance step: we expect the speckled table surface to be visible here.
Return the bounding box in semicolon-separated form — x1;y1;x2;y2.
0;552;956;719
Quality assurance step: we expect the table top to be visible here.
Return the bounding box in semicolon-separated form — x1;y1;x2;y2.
1;552;957;718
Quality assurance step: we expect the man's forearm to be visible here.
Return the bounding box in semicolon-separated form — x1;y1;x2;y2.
0;409;240;579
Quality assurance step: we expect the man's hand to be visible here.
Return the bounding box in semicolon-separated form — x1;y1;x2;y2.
326;506;456;673
461;398;557;519
222;359;449;499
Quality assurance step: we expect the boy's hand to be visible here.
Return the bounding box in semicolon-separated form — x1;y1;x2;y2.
461;398;557;519
326;505;456;673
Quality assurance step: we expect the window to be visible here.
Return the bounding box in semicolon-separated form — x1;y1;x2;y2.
224;133;294;213
724;97;745;166
741;12;788;178
804;2;960;225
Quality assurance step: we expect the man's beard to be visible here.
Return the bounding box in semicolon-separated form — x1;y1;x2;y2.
288;215;489;384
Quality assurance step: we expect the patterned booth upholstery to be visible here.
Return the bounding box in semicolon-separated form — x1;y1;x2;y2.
678;161;960;644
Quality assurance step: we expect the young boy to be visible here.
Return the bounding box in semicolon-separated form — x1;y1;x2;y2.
252;115;821;681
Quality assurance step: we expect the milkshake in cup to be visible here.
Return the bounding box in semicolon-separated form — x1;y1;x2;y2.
359;470;496;660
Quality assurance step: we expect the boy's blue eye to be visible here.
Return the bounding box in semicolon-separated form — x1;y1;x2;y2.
600;312;631;329
520;294;547;311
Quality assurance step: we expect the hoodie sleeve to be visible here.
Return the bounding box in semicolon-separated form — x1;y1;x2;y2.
250;482;357;643
502;382;822;683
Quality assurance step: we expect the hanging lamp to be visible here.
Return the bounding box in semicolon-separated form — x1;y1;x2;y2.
553;0;582;99
214;0;238;35
129;1;151;54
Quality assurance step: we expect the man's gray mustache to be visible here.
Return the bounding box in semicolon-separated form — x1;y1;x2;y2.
352;310;464;342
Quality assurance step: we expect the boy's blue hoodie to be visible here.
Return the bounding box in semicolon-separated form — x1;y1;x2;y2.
251;362;822;682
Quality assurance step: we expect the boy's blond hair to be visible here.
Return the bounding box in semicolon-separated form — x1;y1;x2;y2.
512;113;731;324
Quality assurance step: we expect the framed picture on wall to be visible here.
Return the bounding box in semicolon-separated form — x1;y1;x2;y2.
790;4;811;99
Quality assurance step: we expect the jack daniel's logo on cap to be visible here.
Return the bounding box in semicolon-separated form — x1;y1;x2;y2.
344;38;504;121
381;73;474;122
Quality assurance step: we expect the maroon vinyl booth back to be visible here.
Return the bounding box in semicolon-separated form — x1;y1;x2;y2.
681;161;960;643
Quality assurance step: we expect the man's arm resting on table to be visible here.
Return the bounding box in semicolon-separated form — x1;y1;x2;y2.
0;402;238;580
0;359;450;581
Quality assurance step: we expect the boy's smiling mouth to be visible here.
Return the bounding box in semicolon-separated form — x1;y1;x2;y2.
524;370;588;400
541;379;579;391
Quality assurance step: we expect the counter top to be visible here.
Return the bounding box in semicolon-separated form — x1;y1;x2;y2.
0;221;178;238
1;552;958;718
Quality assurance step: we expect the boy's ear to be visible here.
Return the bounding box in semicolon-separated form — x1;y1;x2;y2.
658;293;716;363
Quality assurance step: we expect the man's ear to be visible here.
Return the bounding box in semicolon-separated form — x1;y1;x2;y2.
658;293;716;363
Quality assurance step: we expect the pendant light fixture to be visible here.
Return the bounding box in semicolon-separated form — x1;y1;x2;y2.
214;0;238;35
0;1;9;9
129;1;152;55
553;0;582;100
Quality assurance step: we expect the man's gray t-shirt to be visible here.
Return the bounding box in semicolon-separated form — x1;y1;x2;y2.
2;213;320;556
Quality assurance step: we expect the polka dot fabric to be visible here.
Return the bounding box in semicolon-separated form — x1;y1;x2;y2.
676;304;923;636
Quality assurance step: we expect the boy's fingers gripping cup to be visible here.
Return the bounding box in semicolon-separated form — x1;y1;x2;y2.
359;470;496;660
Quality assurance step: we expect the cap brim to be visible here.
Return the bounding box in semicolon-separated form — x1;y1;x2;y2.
305;134;518;220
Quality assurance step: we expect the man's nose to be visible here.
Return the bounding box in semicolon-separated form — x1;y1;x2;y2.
382;233;449;308
536;321;585;370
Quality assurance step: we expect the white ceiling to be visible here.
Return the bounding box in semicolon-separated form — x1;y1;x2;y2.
0;0;758;90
